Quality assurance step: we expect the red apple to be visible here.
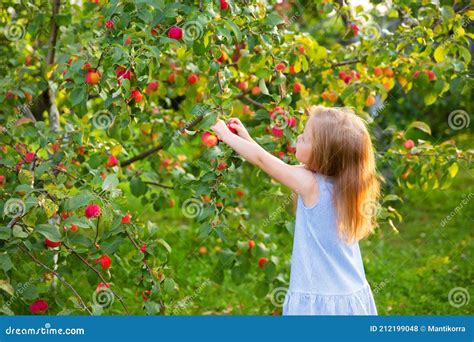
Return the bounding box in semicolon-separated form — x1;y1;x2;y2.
286;116;296;128
413;70;421;78
168;26;183;40
105;20;114;29
258;257;268;268
373;67;382;77
227;119;239;134
248;240;255;250
365;95;376;107
168;73;177;83
201;132;218;147
343;75;352;84
293;82;302;93
275;63;285;72
24;152;36;163
251;86;260;95
187;74;199;85
383;67;394;77
85;69;101;85
121;212;132;224
146;80;159;93
271;125;284;137
129;89;143;104
45;239;61;248
0;175;5;185
404;139;415;150
238;81;248;90
106;155;118;167
350;23;359;36
427;70;436;81
217;162;227;170
220;0;229;10
115;66;131;85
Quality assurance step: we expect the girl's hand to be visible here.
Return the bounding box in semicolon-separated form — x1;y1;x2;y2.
210;119;230;141
227;118;255;143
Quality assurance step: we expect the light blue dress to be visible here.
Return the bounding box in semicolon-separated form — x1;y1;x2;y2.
282;173;378;315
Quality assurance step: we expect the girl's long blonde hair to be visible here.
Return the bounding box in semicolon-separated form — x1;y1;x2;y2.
305;105;380;244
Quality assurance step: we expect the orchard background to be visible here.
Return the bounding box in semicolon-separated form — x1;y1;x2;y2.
0;0;473;315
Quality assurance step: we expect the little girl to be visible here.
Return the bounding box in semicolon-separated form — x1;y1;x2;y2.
211;105;379;315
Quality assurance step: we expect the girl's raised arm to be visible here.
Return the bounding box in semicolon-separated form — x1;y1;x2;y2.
211;119;316;197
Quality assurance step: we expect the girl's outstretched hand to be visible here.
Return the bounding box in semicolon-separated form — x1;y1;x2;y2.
227;118;253;142
210;119;229;141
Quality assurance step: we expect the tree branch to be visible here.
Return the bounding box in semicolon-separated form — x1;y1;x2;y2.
330;58;360;67
235;94;267;110
63;243;129;314
120;113;205;167
18;243;92;315
144;181;174;189
47;0;61;133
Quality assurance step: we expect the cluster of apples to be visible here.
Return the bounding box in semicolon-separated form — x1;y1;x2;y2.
413;69;436;81
339;69;361;84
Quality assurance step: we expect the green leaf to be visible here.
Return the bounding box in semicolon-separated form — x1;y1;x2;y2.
35;224;61;242
13;226;28;238
424;92;437;105
434;45;446;63
448;163;458;178
163;278;176;294
408;121;431;135
130;178;148;197
224;19;242;43
64;216;90;228
102;174;119;191
156;238;172;253
0;280;14;296
70;85;87;106
265;13;285;26
0;253;13;272
0;226;12;240
259;78;269;95
64;191;96;211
